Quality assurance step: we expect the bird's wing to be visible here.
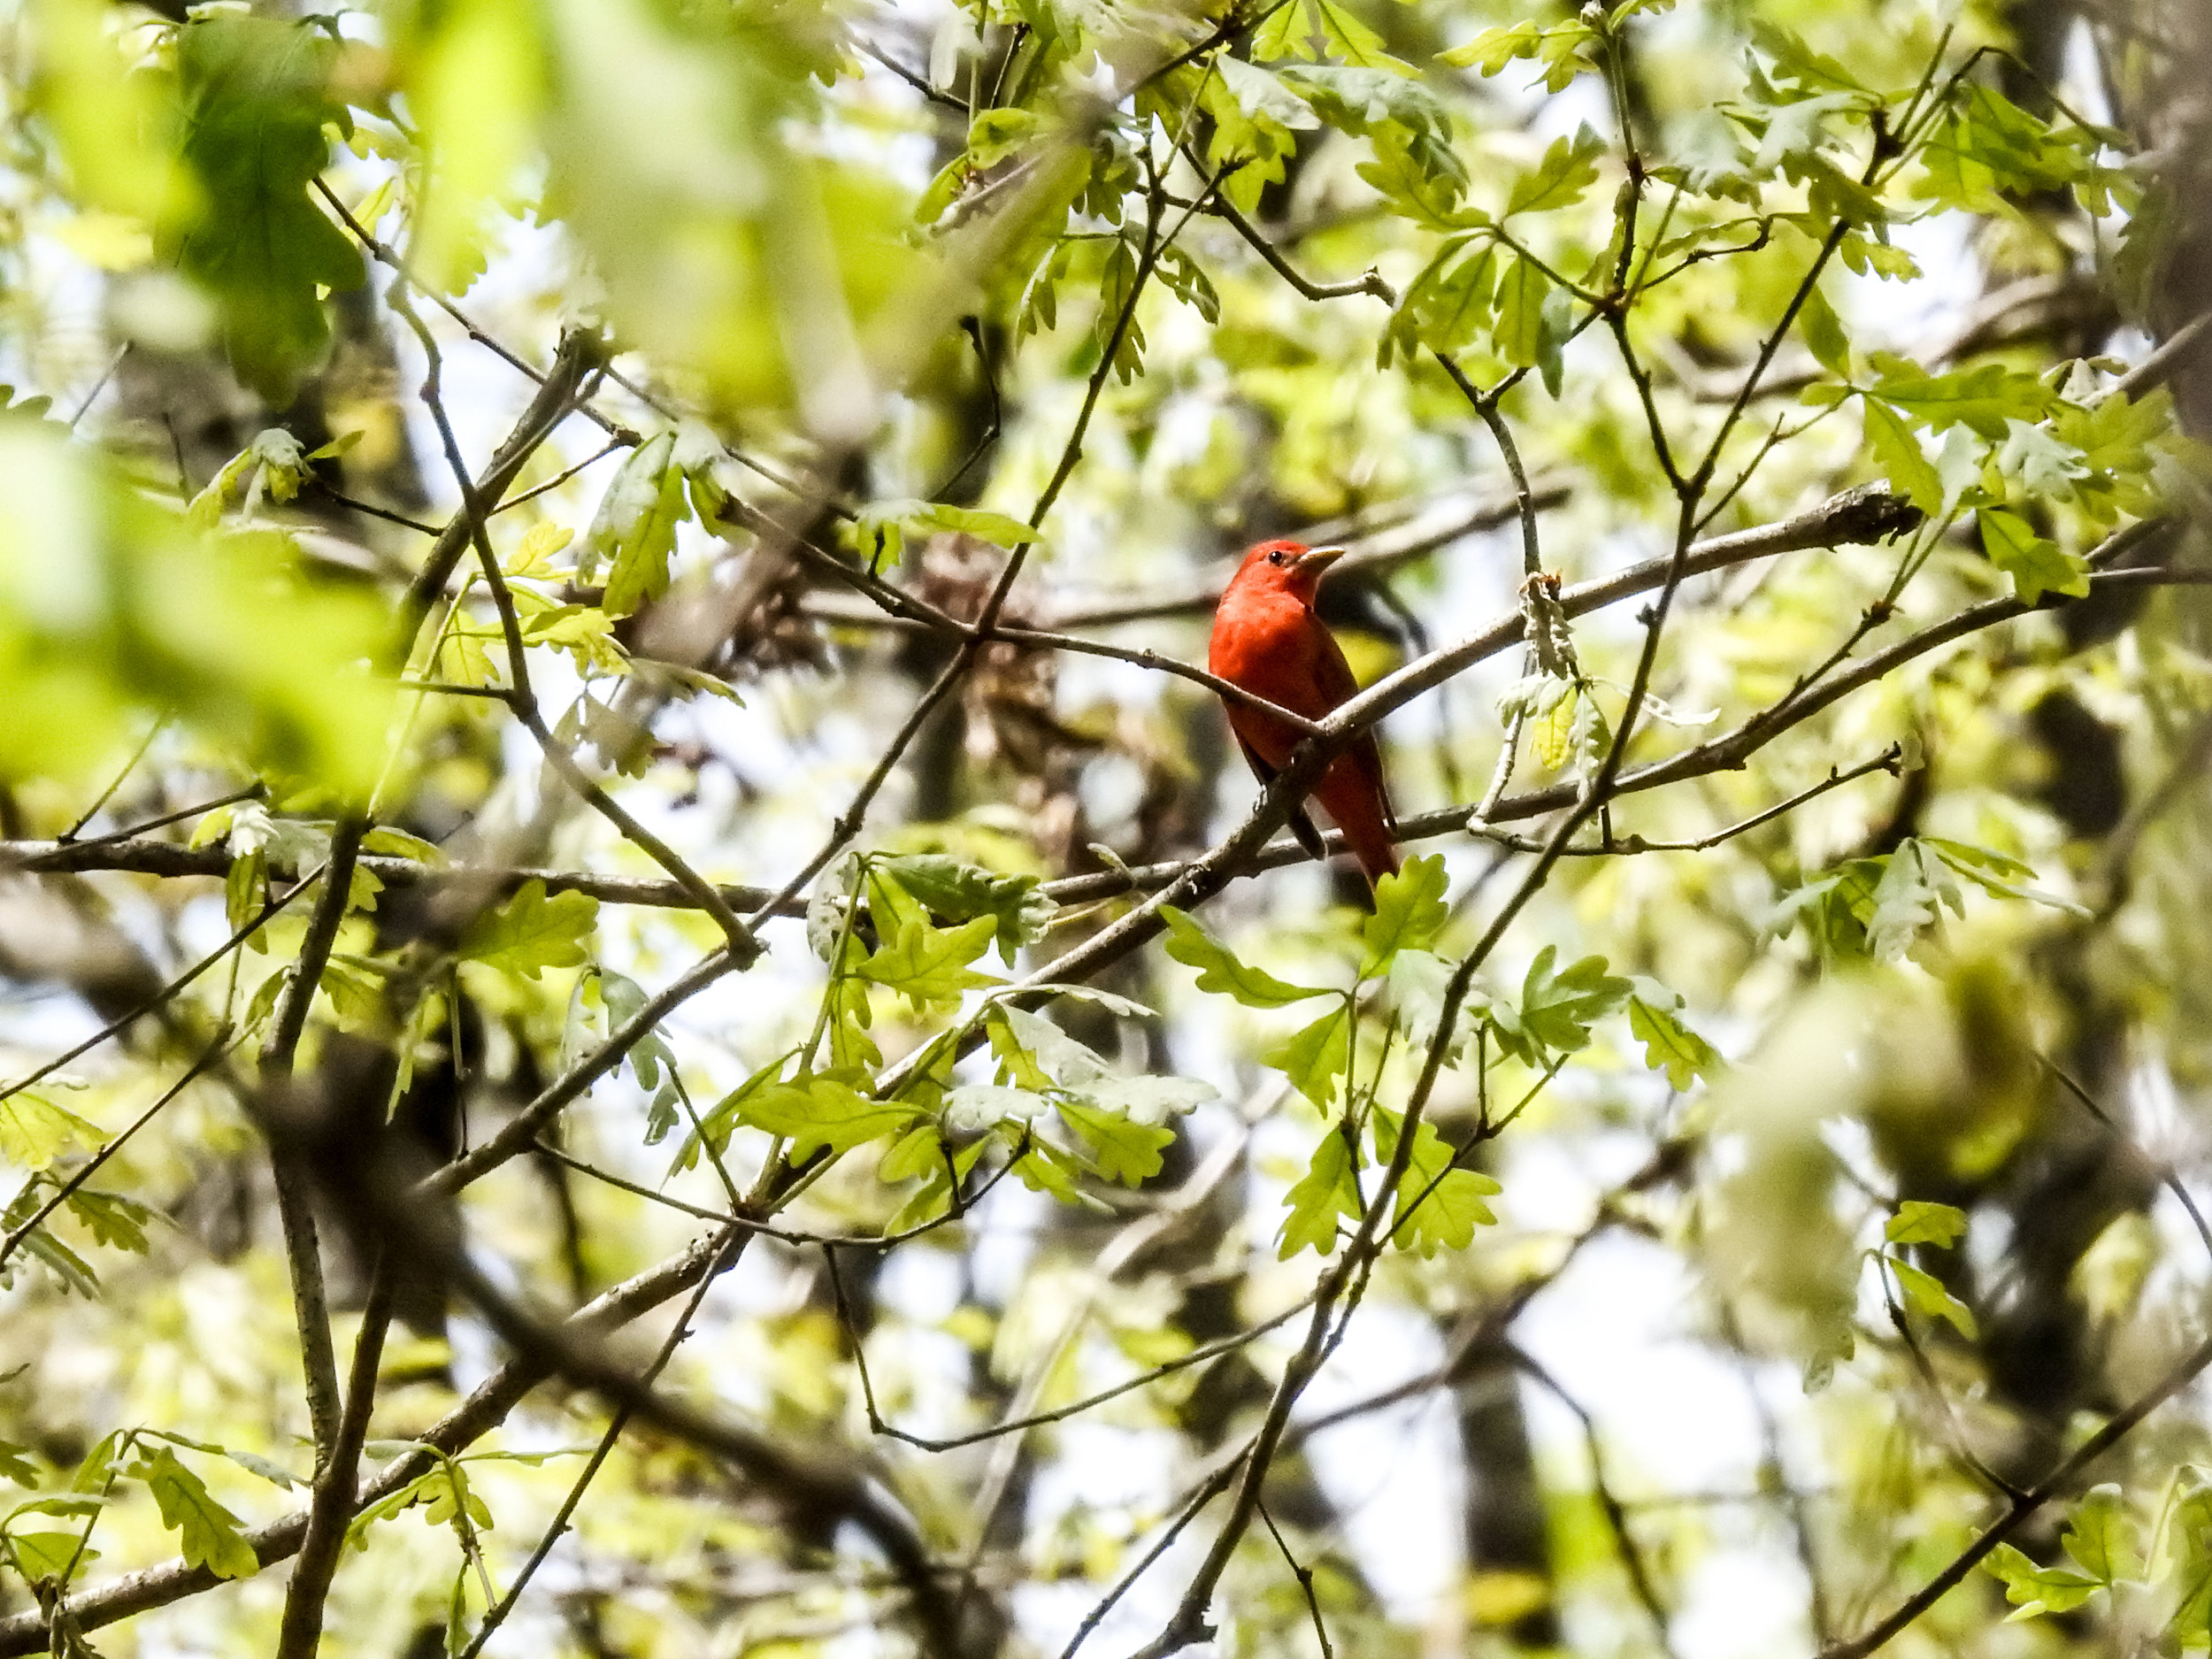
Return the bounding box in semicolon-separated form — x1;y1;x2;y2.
1308;622;1394;826
1235;734;1330;863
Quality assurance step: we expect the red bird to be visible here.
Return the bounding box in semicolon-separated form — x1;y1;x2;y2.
1209;539;1400;895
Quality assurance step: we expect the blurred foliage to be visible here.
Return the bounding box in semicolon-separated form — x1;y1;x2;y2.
0;0;2208;1655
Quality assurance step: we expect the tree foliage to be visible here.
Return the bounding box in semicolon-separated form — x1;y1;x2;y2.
0;0;2209;1655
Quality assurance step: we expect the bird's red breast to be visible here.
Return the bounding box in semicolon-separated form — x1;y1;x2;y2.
1209;539;1400;895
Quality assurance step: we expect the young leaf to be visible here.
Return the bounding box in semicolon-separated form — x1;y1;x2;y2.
1626;995;1720;1090
170;16;365;399
1890;1257;1978;1339
1490;946;1631;1063
1506;124;1604;217
736;1073;924;1161
1976;507;2088;603
461;879;598;979
1160;907;1333;1008
2061;1484;2140;1585
1886;1200;1967;1248
1981;1540;2099;1620
590;433;691;618
1493;254;1550;368
1264;1000;1354;1110
1374;1107;1500;1256
1279;1131;1362;1259
1861;398;1943;515
64;1187;153;1254
1362;853;1449;975
0;1093;105;1171
1056;1099;1176;1185
0;1440;38;1485
7;1531;98;1584
141;1447;258;1580
1798;282;1852;380
857;916;1005;1007
872;854;1054;964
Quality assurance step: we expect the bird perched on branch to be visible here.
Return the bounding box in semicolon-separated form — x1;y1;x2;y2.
1209;538;1400;897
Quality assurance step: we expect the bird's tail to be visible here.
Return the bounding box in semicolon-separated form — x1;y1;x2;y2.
1316;764;1400;899
1341;813;1401;897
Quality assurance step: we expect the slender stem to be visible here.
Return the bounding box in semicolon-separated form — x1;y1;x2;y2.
275;1246;398;1659
259;816;366;1469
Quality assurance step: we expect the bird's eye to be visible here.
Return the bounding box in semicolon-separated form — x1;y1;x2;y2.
1268;550;1286;566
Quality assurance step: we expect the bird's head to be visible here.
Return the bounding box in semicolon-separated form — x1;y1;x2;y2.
1231;539;1347;605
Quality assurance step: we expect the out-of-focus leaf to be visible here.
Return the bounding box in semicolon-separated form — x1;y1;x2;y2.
1890;1257;1978;1339
0;1093;104;1171
1981;1541;2098;1620
1886;1200;1967;1248
169;15;365;399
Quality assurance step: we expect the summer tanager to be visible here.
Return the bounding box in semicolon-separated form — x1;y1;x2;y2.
1209;539;1400;895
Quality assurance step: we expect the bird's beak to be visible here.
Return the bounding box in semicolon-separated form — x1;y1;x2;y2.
1294;545;1347;577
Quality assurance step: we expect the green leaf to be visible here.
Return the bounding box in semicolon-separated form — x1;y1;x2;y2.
461;879;598;979
141;1447;258;1580
1386;948;1462;1057
63;1187;152;1254
1891;1256;1978;1340
1375;1107;1499;1256
0;1440;37;1485
1056;1099;1176;1185
1921;839;2089;916
1393;239;1495;358
1493;254;1549;369
857;916;1006;1007
2062;1485;2140;1585
1440;19;1592;91
965;107;1039;168
1865;841;1956;962
856;499;1040;560
1861;398;1943;514
1995;419;2091;501
872;854;1054;965
1981;1540;2099;1620
170;16;365;399
1491;946;1631;1063
1976;507;2088;603
1264;1000;1355;1110
1362;854;1448;975
584;432;691;618
1279;1131;1362;1258
1886;1200;1968;1248
1160;907;1333;1008
7;1531;97;1584
0;1093;104;1171
736;1072;924;1161
1868;357;2055;440
1507;125;1604;217
1626;995;1720;1090
1798;283;1852;380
